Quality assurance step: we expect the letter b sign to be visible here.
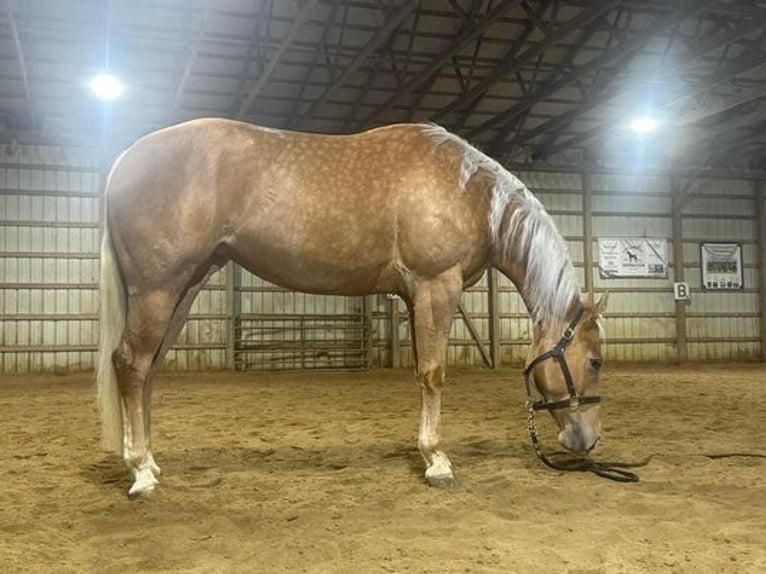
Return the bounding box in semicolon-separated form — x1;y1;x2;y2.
673;282;690;301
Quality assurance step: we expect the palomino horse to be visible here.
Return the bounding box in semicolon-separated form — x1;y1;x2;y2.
97;119;607;496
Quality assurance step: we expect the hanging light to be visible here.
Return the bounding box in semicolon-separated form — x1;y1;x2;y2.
628;116;661;134
89;72;124;100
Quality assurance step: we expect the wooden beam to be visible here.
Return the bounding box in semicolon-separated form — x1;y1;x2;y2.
671;176;688;363
756;181;766;362
236;0;319;119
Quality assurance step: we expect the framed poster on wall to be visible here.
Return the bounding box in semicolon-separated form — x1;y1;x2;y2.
700;243;743;290
597;238;668;278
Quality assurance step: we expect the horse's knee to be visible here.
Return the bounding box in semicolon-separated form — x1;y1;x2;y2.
416;363;445;393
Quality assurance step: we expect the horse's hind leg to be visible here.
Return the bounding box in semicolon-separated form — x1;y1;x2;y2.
141;265;221;481
112;288;179;496
408;267;462;487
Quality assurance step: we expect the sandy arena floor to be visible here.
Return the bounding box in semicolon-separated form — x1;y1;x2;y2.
1;364;765;573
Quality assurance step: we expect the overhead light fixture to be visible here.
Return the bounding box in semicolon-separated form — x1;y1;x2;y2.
628;116;661;134
89;73;124;100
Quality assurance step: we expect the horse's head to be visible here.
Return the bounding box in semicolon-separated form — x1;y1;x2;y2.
525;293;608;455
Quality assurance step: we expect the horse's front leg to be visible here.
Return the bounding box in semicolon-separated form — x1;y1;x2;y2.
409;270;462;487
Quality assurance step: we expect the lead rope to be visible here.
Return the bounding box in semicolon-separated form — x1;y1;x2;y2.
526;401;651;483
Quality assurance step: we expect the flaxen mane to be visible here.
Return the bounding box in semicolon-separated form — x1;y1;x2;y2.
420;124;580;326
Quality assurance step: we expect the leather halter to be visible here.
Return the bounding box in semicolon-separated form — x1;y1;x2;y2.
522;303;648;482
523;304;601;412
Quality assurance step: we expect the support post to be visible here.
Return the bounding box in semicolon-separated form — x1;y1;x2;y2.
582;169;594;297
225;262;241;370
389;296;400;368
488;269;501;368
363;295;375;368
756;181;766;362
671;176;688;363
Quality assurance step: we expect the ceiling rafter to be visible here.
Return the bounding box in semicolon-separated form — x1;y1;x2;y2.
326;0;353;87
686;103;766;167
295;0;420;129
474;0;717;147
361;0;517;126
349;34;400;125
287;1;340;126
229;0;271;117
168;2;211;121
541;25;766;157
451;0;556;132
236;0;319;120
717;129;766;169
431;0;621;126
498;5;611;144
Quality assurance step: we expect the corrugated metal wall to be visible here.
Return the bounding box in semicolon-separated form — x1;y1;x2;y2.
0;143;228;373
0;144;100;373
681;178;761;360
1;143;764;372
590;173;676;361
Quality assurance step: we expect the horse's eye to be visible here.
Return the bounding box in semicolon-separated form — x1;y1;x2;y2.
589;358;603;372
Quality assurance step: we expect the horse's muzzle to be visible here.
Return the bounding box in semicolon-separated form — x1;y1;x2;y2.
558;425;601;454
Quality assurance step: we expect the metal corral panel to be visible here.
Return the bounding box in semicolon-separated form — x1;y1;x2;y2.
235;269;366;370
163;269;228;371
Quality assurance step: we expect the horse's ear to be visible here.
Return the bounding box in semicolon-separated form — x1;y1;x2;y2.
593;291;609;316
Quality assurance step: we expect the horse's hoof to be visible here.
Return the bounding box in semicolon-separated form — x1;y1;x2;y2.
128;468;159;498
127;484;155;499
426;473;458;488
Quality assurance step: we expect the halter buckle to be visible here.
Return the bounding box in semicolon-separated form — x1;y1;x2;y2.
568;395;579;409
562;327;575;341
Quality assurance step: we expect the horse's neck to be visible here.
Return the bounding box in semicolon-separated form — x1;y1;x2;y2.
492;202;580;331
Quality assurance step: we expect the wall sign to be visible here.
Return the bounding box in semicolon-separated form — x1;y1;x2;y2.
673;282;690;301
700;243;743;290
598;238;668;278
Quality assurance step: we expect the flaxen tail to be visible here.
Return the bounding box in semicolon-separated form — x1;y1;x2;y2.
96;184;126;454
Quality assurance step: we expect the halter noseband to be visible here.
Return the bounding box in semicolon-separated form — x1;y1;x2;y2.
523;304;601;412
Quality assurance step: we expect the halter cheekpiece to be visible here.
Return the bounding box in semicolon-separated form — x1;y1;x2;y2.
523;303;601;412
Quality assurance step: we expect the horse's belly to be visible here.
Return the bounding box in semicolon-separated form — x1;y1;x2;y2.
228;230;395;295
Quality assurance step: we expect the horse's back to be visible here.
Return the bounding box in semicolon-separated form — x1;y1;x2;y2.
106;119;493;294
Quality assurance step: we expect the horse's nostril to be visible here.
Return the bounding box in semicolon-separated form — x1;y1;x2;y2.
586;435;602;454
